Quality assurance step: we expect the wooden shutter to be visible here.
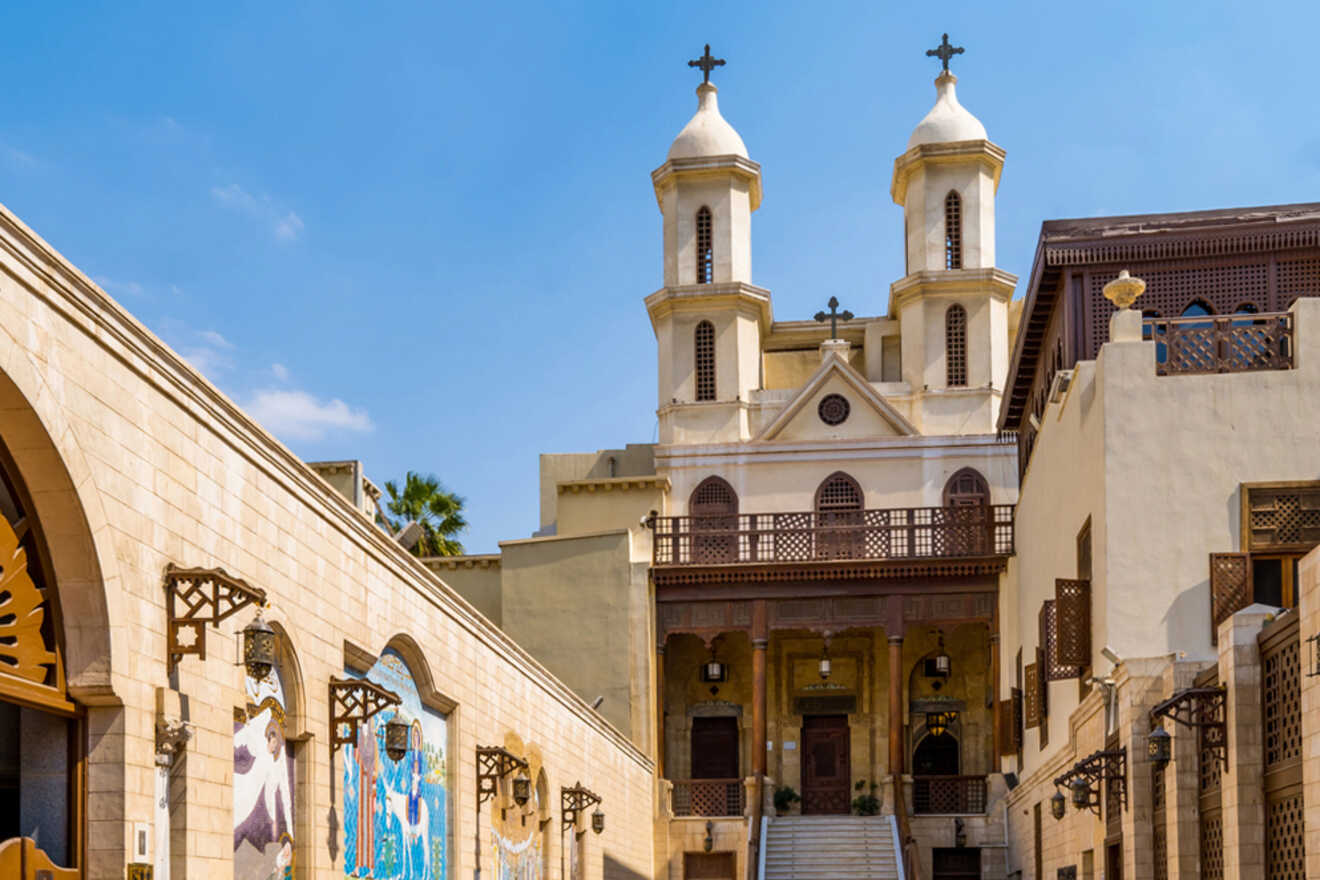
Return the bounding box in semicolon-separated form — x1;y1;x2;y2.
1024;664;1040;728
1055;578;1092;667
1011;687;1024;750
1210;552;1252;645
998;694;1023;754
1040;600;1079;682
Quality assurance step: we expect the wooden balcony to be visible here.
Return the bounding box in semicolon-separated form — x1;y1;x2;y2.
671;779;744;817
651;505;1015;567
912;775;989;815
1146;312;1294;376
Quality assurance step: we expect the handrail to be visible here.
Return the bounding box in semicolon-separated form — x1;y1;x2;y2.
652;504;1015;565
1144;311;1293;376
757;815;768;880
892;773;922;880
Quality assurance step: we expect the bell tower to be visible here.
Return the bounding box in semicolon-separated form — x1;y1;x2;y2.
889;35;1017;434
647;46;770;444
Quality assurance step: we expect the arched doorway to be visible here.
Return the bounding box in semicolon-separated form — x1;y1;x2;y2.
0;442;80;880
913;733;960;776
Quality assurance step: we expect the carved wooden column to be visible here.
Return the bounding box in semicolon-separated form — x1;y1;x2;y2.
990;629;1002;766
888;635;904;774
749;600;768;880
656;642;666;778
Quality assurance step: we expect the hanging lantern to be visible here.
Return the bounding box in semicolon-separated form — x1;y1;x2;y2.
1147;727;1172;773
384;716;410;762
1070;776;1091;810
1050;789;1067;821
926;710;958;737
591;806;605;834
513;770;532;807
700;643;727;683
933;632;951;677
819;643;832;680
242;613;277;681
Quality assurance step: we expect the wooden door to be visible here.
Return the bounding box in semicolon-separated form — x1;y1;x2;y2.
684;852;735;879
0;838;78;880
801;715;850;814
691;717;739;779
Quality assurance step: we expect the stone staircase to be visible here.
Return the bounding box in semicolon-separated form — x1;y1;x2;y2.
762;815;902;880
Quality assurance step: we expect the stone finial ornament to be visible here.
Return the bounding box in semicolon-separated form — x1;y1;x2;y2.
1103;269;1146;309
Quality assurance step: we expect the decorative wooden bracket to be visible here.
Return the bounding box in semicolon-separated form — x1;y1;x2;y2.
329;677;402;754
1052;747;1127;815
1149;685;1228;770
561;782;601;832
164;564;266;670
476;745;528;806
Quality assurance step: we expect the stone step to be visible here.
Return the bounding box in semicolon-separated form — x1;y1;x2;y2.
762;816;901;880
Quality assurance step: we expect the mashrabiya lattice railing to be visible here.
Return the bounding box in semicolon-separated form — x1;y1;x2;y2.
1144;312;1293;376
670;779;744;817
912;775;988;815
651;504;1015;566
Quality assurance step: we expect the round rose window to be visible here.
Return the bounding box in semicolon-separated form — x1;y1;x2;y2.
818;394;850;426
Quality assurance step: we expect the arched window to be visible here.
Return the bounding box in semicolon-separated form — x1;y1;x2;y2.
943;467;989;507
690;476;738;563
816;472;863;513
944;191;962;270
690;476;738;517
815;472;864;559
694;320;716;401
696;206;713;284
946;304;967;387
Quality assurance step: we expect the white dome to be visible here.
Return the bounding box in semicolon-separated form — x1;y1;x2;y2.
667;82;748;160
907;72;987;149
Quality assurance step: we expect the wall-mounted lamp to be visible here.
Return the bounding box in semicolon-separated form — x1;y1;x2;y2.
241;612;277;681
1147;685;1226;772
1050;789;1067;821
513;770;532;807
1069;776;1092;811
1146;727;1172;773
703;820;714;852
328;677;402;756
383;716;411;762
1052;747;1127;816
561;782;602;833
476;746;529;806
165;564;267;670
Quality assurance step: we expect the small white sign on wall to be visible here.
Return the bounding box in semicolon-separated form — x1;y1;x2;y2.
783;741;797;751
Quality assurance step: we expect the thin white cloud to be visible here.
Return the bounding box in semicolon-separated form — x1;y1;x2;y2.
93;276;146;298
271;362;290;381
178;345;232;376
200;329;234;349
244;389;372;442
211;182;305;243
2;143;36;170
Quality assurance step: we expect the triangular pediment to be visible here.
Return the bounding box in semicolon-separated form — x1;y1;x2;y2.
755;352;917;442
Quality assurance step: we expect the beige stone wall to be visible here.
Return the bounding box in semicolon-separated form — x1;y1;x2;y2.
555;481;667;538
422;556;503;624
0;204;655;880
499;530;654;749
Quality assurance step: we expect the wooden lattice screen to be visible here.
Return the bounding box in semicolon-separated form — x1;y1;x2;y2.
1054;578;1091;668
1245;483;1320;552
1023;664;1040;728
1196;666;1224;880
1039;600;1078;681
1209;553;1251;645
1260;615;1305;880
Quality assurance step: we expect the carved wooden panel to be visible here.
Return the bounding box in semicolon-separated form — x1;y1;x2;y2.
1055;579;1091;668
1265;793;1305;880
1209;553;1251;645
1246;483;1320;552
1024;664;1040;728
1039;600;1078;682
1261;617;1302;770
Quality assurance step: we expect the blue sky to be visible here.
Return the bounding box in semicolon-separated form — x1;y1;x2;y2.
1;1;1316;552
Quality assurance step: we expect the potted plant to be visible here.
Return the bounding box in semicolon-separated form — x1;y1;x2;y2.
773;785;801;815
852;780;880;816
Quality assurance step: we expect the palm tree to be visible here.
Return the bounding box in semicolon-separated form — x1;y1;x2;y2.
382;471;468;557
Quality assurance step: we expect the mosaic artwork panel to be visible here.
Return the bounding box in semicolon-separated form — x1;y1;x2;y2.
234;663;295;880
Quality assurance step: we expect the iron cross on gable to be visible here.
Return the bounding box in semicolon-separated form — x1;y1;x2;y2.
926;33;964;72
688;44;726;84
814;296;854;339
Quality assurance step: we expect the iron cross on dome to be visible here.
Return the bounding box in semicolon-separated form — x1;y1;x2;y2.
926;33;965;72
814;296;854;339
688;44;726;84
